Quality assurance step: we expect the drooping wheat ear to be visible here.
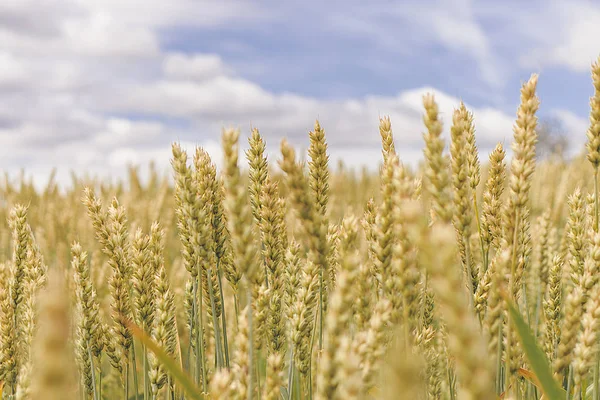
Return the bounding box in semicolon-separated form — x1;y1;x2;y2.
587;56;600;231
258;178;286;356
423;223;495;399
72;242;104;398
222;128;258;283
544;255;563;362
149;223;178;397
481;143;506;253
31;271;76;400
450;103;476;296
246;127;269;225
263;353;284;400
567;188;588;289
317;250;360;400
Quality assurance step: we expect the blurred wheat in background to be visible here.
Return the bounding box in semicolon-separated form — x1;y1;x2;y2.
4;55;600;400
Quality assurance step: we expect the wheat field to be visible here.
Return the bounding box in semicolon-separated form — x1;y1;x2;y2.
2;58;600;400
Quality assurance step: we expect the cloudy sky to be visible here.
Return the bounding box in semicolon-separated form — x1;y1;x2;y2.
1;0;598;185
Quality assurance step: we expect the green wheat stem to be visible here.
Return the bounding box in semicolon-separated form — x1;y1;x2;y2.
234;293;240;330
567;366;573;400
496;321;503;395
133;346;140;400
256;350;262;400
196;278;208;394
207;267;224;369
505;209;521;397
216;263;230;368
319;268;324;351
247;289;254;400
593;360;599;400
287;349;295;400
99;362;102;400
187;285;196;386
143;339;148;400
464;234;474;304
87;341;99;400
125;355;130;400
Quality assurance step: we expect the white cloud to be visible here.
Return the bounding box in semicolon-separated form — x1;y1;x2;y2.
551;109;588;155
0;0;546;189
516;1;600;72
76;0;269;28
62;11;159;58
164;53;230;81
0;52;31;87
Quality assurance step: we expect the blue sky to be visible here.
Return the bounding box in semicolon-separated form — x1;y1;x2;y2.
0;0;598;185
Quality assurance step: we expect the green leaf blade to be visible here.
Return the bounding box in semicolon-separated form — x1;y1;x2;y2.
505;298;565;400
125;319;204;400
